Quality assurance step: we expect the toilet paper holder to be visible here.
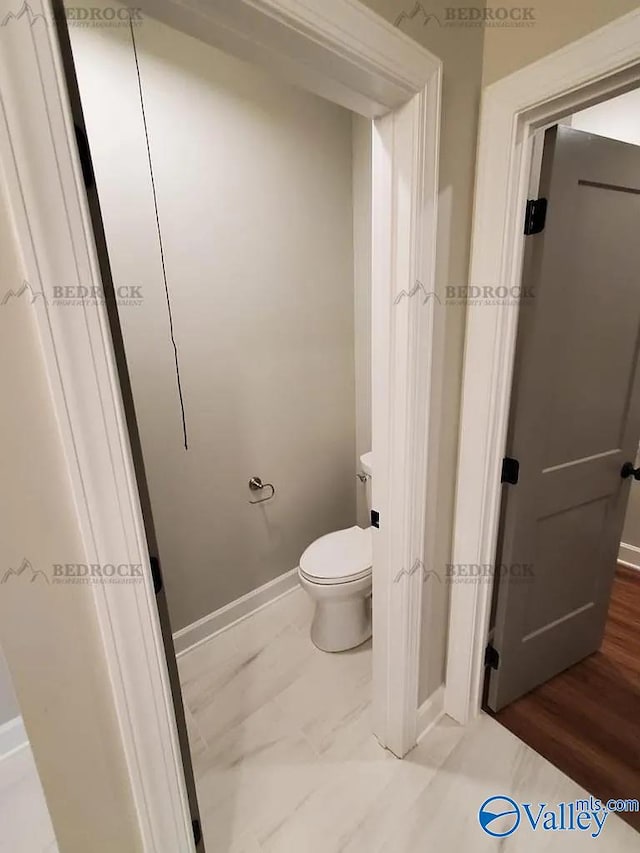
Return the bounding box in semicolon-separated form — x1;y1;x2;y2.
248;476;276;504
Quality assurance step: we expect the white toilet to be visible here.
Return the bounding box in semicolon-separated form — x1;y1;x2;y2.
298;453;373;652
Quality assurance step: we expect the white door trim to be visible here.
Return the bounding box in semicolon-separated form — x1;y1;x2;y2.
445;7;640;726
371;80;441;756
0;0;441;847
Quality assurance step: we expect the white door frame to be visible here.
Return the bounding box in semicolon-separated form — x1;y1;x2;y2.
0;0;441;849
445;8;640;726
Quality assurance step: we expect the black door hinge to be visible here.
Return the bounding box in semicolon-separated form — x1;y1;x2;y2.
485;643;500;670
74;123;94;190
524;197;547;235
192;818;202;847
370;509;380;529
150;556;163;595
501;456;520;485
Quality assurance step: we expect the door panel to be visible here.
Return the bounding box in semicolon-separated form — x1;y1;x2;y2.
488;125;640;711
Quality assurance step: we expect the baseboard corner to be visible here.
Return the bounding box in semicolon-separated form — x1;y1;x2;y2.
0;716;28;762
173;567;300;657
619;542;640;572
416;684;445;743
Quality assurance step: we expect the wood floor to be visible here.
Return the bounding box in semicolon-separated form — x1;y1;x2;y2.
494;565;640;832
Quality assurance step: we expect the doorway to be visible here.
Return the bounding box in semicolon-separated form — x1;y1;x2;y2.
69;10;377;847
446;12;640;733
0;0;442;847
485;88;640;831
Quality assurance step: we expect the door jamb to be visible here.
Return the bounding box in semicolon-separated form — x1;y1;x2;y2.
445;7;640;726
0;0;441;848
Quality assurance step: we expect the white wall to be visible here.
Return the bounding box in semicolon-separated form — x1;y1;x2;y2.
0;162;140;849
570;88;640;558
571;88;640;145
69;8;359;630
621;442;640;562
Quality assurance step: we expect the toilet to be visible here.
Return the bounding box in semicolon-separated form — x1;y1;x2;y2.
298;453;373;652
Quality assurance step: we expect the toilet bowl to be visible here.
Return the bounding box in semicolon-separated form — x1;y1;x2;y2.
298;524;372;652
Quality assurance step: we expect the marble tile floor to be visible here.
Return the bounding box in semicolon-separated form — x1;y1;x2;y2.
178;587;639;852
2;585;636;851
0;744;57;853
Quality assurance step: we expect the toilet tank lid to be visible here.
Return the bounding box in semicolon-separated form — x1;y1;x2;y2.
360;451;373;476
300;525;372;581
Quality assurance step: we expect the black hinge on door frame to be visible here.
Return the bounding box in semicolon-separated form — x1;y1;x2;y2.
524;197;547;235
192;818;202;847
149;556;163;595
485;643;500;670
370;509;380;529
501;456;520;485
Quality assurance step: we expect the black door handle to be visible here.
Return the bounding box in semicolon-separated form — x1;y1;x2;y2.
621;462;640;480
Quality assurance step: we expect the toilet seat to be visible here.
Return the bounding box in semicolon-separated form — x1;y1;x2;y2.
299;525;372;585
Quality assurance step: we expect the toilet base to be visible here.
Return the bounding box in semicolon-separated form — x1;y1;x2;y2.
310;596;372;652
298;569;372;653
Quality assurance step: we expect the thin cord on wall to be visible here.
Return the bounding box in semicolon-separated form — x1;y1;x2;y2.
129;20;189;451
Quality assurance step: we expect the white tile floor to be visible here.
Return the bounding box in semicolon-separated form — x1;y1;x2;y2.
2;585;637;851
179;587;638;852
0;744;57;853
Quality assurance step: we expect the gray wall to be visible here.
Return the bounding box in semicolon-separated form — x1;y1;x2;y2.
70;11;358;631
353;115;373;530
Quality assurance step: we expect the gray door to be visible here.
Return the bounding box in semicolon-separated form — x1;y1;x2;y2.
487;125;640;711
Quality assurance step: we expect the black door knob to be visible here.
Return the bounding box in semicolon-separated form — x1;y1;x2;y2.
620;462;640;480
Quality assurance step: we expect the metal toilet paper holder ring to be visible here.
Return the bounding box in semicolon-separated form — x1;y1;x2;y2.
248;476;276;504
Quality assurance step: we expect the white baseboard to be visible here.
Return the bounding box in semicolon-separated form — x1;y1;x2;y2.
416;684;445;743
0;716;28;762
173;568;300;657
619;542;640;572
